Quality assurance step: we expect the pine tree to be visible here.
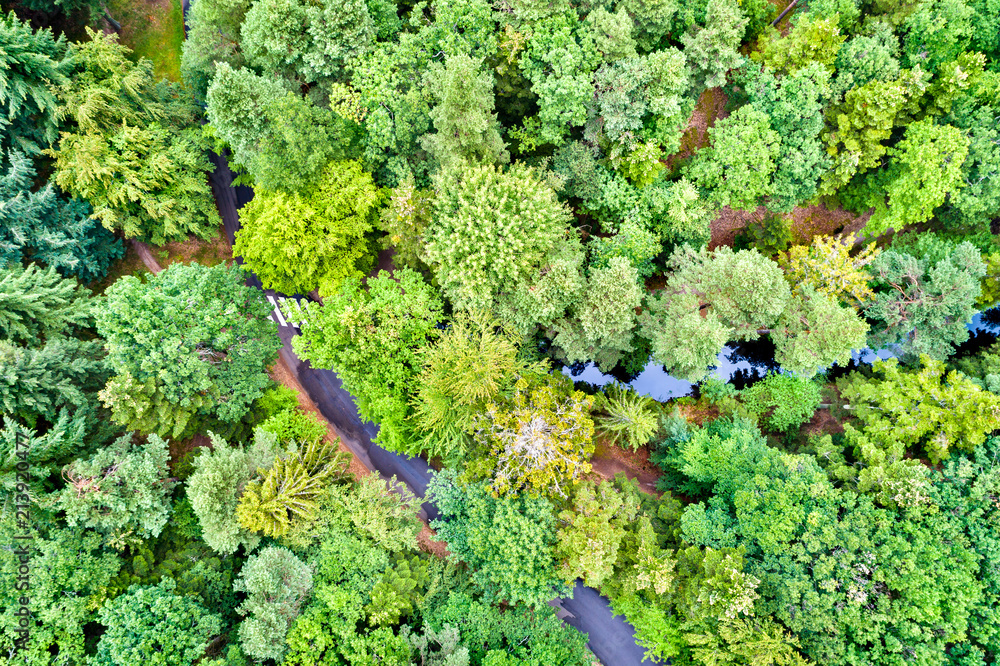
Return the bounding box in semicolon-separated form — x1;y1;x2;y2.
0;151;123;283
236;438;349;538
0;337;107;423
0;12;72;155
0;263;93;344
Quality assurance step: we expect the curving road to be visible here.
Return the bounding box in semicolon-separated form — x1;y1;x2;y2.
203;112;655;666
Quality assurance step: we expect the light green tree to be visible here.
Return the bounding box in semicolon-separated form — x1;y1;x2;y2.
421;53;509;169
235;160;380;296
751;14;845;74
680;0;747;91
556;480;640;587
425;162;575;311
686;106;781;210
186;430;280;555
292;269;444;455
234;546;314;662
771;285;869;376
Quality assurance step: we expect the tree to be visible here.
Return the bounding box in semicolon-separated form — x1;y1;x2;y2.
584;7;638;61
292;269;444;455
428;470;565;607
472;378;596;499
45;30;218;244
411;310;546;463
0;12;71;155
679;0;747;91
96;263;280;439
595;383;661;451
551;255;644;369
618;0;677;52
819;69;927;195
180;0;250;100
0;526;121;665
56;433;175;545
865;119;970;235
236;437;349;538
234;160;380;296
838;357;1000;462
831;21;901;95
736;63;833;212
771;285;869;376
421;53;509;169
239;0;375;84
92;580;221;666
555;480;640;587
686;106;781;211
424;162;575;312
0;262;93;344
206;64;363;192
941;78;1000;233
864;240;985;360
234;546;314;662
751;14;845;74
186;430;280;555
0;150;123;283
739;373;820;432
779;233;880;308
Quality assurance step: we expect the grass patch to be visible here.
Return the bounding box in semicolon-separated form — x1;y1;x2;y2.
105;0;185;82
148;225;234;269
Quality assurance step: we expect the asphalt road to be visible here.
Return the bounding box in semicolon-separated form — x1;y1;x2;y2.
206;145;656;666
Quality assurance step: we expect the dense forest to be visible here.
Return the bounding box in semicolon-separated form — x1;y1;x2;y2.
1;0;1000;662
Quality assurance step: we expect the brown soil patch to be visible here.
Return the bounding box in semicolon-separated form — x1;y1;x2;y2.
149;225;234;270
268;356;370;480
89;243;150;294
801;407;845;439
675;401;720;427
666;87;731;172
167;432;210;475
709;203;874;250
588;437;662;496
417;524;449;558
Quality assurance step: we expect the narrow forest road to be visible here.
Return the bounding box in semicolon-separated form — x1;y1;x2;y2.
205;148;655;666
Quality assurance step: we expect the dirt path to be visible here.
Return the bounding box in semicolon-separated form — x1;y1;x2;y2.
130;239;164;274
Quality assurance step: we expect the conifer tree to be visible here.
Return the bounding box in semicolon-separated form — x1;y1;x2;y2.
0;262;93;344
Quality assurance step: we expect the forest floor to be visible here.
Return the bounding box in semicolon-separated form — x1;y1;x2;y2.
146;226;234;270
105;0;184;81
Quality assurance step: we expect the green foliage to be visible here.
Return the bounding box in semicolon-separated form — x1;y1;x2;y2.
206;64;363;192
259;408;326;446
187;430;279;555
739;373;821;432
472;378;596;499
428;470;565;606
376;174;434;273
551;255;644;369
736;62;833;212
292;268;443;455
832;21;901;94
180;0;249;100
596;384;661;451
422;53;509;169
236;437;350;538
92;580;222;666
641;246;791;380
838;356;1000;462
45;30;217;244
239;0;374;83
234;546;314;662
687;105;781;211
588;221;663;279
234;160;380;296
820;68;928;195
864;239;985;360
425;162;575;312
0;262;93;344
900;0;974;70
865;119;970;235
0;12;70;155
0;523;121;665
779;233;880;307
771;285;869;376
97;263;280;437
365;553;431;627
56;433;175;545
752;15;845;74
736;212;794;258
411;311;545;463
0;151;123;283
680;0;747;91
